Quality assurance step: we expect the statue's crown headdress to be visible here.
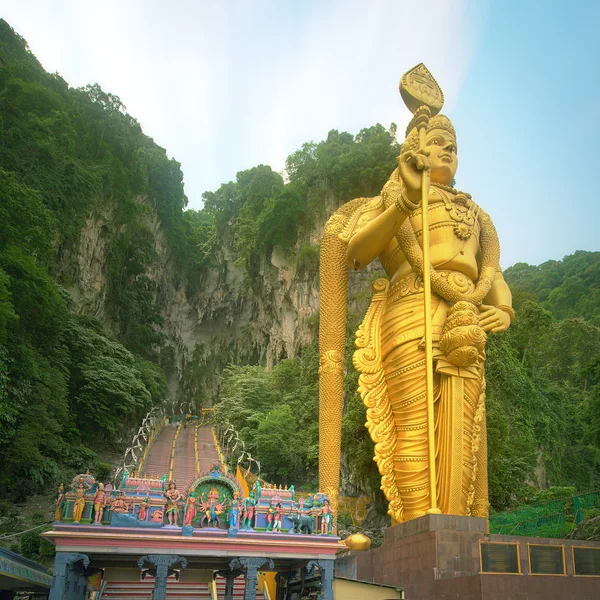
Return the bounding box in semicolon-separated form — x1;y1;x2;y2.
401;115;457;155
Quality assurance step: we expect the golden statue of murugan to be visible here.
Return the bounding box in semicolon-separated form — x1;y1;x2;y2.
319;64;513;524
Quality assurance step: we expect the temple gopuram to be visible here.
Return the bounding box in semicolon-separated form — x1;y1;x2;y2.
43;419;349;600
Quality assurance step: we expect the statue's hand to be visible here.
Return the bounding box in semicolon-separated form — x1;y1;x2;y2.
479;304;511;333
398;149;431;203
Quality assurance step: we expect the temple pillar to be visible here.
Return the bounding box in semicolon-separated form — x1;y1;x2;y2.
229;557;274;600
49;552;89;600
138;554;187;600
216;567;242;600
225;572;235;600
307;559;334;600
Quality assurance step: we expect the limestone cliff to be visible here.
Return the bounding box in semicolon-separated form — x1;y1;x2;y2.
61;194;378;406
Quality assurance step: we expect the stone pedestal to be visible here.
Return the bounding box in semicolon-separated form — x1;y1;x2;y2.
336;514;485;599
335;514;600;600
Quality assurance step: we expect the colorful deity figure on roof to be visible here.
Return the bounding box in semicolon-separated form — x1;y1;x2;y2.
291;496;314;535
137;497;150;521
110;492;129;514
200;487;225;527
183;490;197;527
242;492;257;530
72;483;86;524
266;502;278;532
55;484;66;522
319;499;333;535
92;483;108;524
228;492;241;529
164;482;182;526
273;503;284;533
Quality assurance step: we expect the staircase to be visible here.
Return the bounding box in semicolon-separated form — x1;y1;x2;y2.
215;576;263;600
197;426;220;473
142;424;178;478
102;579;211;599
102;423;263;599
171;424;197;489
101;575;263;599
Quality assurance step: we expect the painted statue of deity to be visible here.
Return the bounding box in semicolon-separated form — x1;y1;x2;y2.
319;499;333;534
291;497;314;534
319;66;513;524
266;502;277;532
242;492;257;529
200;488;225;527
183;492;197;527
228;492;241;529
110;492;129;514
138;497;150;522
164;482;182;526
92;483;107;524
272;503;284;533
55;484;66;521
72;483;86;523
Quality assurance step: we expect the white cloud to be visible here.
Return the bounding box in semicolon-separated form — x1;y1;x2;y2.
2;0;489;208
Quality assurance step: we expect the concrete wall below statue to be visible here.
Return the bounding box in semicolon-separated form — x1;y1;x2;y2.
336;514;600;600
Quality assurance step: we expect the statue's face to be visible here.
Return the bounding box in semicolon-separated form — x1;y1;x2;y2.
425;128;458;185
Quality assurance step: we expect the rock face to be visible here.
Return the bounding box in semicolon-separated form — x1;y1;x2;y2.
60;195;379;405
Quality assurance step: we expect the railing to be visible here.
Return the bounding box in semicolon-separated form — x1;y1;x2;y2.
113;408;164;486
194;423;200;476
263;580;272;600
137;416;166;475
201;407;216;425
213;427;228;474
337;496;370;526
490;489;600;538
574;490;600;525
168;421;184;481
214;420;262;479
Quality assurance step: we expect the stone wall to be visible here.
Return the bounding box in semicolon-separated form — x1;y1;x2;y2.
336;514;600;600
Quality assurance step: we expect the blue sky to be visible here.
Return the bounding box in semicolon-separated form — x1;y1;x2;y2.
2;0;599;268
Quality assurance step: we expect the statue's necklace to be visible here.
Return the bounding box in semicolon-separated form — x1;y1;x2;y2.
430;181;477;241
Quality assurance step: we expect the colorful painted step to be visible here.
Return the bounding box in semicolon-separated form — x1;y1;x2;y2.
101;575;264;599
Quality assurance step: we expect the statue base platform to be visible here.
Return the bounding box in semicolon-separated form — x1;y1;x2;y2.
335;514;600;599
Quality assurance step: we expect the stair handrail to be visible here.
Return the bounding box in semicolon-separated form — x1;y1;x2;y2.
209;578;218;600
194;423;200;476
137;416;167;475
168;421;184;481
113;407;164;486
261;577;272;600
215;420;262;480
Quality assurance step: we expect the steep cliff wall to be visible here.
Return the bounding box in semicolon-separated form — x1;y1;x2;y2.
62;194;378;405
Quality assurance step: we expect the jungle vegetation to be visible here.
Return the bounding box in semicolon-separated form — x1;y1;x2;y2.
216;251;600;511
0;20;599;560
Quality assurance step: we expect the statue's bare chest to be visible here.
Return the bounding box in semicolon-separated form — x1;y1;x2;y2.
381;186;481;279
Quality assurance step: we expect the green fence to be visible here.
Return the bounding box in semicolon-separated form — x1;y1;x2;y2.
489;490;600;538
574;490;600;525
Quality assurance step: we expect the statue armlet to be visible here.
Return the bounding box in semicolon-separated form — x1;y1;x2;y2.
338;196;384;244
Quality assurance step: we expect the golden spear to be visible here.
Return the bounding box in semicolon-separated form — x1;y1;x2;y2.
399;63;444;515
